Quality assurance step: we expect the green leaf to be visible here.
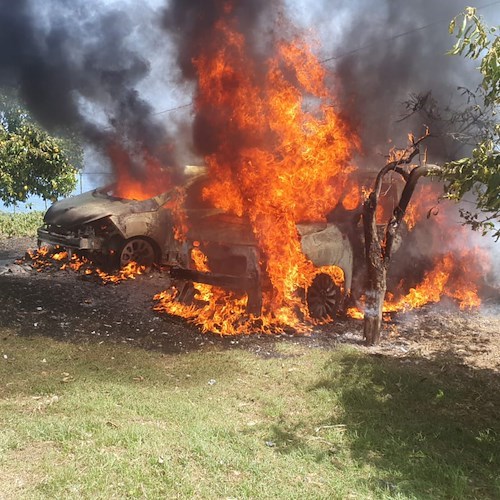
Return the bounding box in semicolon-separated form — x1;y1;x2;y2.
0;89;81;205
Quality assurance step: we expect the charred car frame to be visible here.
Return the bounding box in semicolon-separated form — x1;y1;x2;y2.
38;173;401;319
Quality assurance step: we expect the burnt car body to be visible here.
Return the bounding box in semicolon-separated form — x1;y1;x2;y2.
37;174;376;319
38;186;176;269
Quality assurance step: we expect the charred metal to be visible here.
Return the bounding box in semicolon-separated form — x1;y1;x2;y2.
37;174;398;319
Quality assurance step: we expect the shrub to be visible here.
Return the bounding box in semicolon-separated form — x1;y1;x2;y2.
0;211;44;237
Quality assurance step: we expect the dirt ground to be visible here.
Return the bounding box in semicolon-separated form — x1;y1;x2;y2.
1;236;499;370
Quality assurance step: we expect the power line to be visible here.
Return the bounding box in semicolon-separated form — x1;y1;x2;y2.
320;0;500;65
145;1;500;117
152;101;193;116
320;22;443;65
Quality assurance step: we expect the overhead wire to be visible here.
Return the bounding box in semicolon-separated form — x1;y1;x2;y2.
320;0;500;65
150;0;500;117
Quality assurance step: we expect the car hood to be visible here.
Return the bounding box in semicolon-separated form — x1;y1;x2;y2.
43;190;165;227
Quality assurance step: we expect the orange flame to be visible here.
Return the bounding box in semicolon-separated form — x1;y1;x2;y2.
109;143;172;200
154;12;358;333
163;187;189;242
342;182;361;211
344;191;488;321
27;247;146;284
385;250;484;312
51;250;68;261
403;183;441;231
154;7;486;334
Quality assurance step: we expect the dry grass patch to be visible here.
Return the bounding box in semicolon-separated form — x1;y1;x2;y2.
1;329;500;498
0;442;62;500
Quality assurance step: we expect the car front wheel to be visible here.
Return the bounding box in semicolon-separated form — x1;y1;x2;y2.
119;238;157;271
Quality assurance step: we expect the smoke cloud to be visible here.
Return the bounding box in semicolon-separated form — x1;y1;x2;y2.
1;0;497;290
160;0;486;166
0;0;492;178
161;0;288;160
162;0;280;78
0;0;184;184
303;0;484;165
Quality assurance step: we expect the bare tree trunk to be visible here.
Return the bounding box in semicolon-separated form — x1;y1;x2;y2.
362;131;430;345
364;270;386;345
362;186;385;345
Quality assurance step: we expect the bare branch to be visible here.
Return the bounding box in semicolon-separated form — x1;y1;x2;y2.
372;128;430;199
362;129;431;345
383;165;430;263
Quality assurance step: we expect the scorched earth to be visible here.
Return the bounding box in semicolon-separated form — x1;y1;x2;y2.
1;236;499;372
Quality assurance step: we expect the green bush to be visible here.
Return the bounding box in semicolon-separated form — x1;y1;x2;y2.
0;211;44;237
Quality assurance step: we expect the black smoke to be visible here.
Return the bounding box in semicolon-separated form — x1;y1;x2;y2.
0;0;183;183
318;0;484;165
162;0;285;160
0;0;491;176
160;0;487;166
163;0;278;80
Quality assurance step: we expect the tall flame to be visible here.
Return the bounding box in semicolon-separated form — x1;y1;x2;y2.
154;7;359;333
189;13;357;323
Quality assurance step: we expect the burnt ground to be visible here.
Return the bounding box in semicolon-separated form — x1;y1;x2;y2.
1;236;500;370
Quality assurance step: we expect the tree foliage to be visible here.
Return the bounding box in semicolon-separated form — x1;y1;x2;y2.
0;91;83;206
440;7;500;239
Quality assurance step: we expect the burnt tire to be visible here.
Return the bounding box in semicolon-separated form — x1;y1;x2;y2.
307;273;342;321
119;238;156;271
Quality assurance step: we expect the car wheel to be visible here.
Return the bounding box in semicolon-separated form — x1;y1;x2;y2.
119;238;156;271
306;273;342;320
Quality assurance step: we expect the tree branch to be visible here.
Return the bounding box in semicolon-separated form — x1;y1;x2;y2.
383;165;430;263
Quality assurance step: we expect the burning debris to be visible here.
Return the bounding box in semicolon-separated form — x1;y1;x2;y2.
23;246;147;284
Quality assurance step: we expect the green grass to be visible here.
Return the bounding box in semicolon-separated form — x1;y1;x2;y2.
1;330;499;499
0;211;44;237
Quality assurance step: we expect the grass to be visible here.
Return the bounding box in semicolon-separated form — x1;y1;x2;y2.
0;211;44;237
1;330;499;499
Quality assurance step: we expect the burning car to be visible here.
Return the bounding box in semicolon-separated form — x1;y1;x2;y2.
37;185;175;271
37;172;363;320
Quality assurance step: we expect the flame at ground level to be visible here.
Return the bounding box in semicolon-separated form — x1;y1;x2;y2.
26;243;487;336
156;248;485;335
386;250;484;312
27;247;147;284
345;248;487;321
154;260;346;335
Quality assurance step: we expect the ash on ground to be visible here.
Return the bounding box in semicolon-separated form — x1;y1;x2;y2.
1;237;499;370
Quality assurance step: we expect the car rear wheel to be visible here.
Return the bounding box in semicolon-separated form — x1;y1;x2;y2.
306;273;342;320
119;238;156;271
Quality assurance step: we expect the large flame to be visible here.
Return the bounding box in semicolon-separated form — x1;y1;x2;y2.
345;183;489;320
386;250;483;312
154;8;358;333
154;6;489;334
391;184;487;312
